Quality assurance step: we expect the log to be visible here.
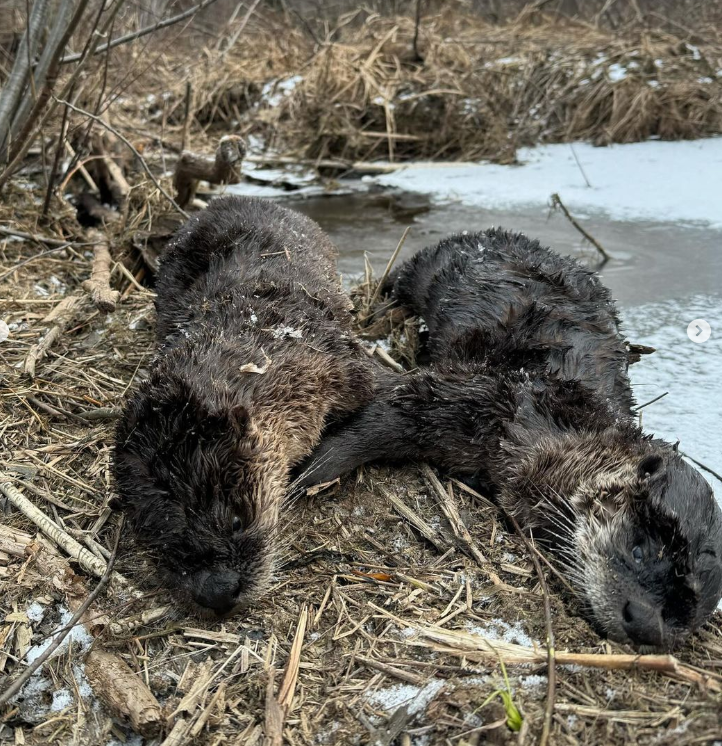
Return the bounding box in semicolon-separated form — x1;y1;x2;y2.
85;649;163;737
82;229;120;313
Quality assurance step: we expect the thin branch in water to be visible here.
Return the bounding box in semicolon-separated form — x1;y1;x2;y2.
680;452;722;485
632;391;668;411
550;192;610;264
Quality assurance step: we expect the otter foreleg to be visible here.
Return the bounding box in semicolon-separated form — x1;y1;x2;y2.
294;400;419;488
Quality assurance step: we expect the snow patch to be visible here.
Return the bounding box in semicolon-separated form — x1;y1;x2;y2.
465;619;535;647
366;678;445;717
374;138;722;227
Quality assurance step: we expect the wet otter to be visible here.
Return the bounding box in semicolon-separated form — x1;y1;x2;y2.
113;196;380;616
300;229;722;648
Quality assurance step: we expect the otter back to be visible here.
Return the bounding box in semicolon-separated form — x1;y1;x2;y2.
114;196;380;616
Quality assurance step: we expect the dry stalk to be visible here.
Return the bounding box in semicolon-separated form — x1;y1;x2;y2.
264;605;308;745
507;513;556;746
379;485;450;554
366;225;411;315
369;602;721;693
421;464;488;565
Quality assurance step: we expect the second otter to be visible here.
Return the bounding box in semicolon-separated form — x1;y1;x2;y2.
114;196;381;616
300;230;722;647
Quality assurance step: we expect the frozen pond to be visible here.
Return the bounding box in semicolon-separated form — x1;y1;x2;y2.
280;192;722;501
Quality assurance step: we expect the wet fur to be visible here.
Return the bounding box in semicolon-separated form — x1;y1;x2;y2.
113;196;379;615
300;230;722;647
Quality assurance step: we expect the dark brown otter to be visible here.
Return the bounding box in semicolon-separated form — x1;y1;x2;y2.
299;229;722;648
113;196;382;616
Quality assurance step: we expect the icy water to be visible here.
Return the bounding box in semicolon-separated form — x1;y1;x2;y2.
280;192;722;500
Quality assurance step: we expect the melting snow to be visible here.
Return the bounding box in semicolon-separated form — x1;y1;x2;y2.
374;138;722;227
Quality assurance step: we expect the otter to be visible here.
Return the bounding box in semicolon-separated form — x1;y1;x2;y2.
299;229;722;648
113;196;381;616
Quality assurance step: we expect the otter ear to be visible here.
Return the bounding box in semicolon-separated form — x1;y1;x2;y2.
638;454;663;479
227;404;250;437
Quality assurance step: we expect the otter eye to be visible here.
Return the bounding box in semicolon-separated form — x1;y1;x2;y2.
232;516;242;533
632;545;644;564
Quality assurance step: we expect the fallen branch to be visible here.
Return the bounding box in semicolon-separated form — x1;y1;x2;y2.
83;229;121;312
550;193;610;264
23;294;83;379
173;135;246;209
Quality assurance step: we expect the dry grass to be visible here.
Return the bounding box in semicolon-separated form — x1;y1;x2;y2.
106;8;722;165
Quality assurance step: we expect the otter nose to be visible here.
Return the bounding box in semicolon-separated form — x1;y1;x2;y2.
192;569;242;614
622;599;664;646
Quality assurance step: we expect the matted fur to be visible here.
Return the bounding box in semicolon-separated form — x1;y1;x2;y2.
301;230;722;648
113;196;379;615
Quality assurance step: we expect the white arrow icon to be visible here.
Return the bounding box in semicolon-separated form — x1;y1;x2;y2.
687;319;711;343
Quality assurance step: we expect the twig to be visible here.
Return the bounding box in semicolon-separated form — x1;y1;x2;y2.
379;484;450;554
53;97;189;217
550;193;610;264
507;513;555;746
181;80;193;152
221;0;263;58
60;0;228;64
367;603;721;692
23;294;83;379
0;225;73;247
366;225;411;314
372;346;404;373
83;228;121;313
569;143;591;188
421;464;487;565
412;0;424;62
0;517;123;707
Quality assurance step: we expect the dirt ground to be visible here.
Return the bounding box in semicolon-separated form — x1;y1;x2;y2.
1;229;722;746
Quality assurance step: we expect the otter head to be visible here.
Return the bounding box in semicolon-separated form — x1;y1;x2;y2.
573;451;722;649
113;368;284;617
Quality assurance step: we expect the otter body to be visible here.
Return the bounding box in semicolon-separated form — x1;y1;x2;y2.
301;230;722;647
114;196;378;615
